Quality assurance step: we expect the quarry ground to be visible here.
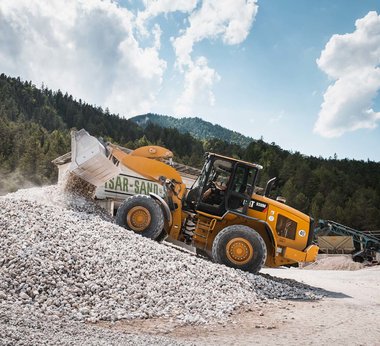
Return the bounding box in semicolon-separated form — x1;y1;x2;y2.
2;185;379;345
101;266;380;346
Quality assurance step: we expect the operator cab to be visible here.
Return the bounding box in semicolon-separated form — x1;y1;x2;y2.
185;153;261;216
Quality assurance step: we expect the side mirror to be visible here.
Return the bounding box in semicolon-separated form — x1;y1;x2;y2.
264;177;276;197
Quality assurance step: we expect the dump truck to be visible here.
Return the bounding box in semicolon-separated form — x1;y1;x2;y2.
69;129;318;273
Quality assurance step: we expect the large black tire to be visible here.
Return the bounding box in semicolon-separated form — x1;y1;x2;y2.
116;195;164;240
196;248;212;260
212;225;267;273
155;229;168;243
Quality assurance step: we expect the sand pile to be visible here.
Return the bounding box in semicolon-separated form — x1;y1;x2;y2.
302;255;364;271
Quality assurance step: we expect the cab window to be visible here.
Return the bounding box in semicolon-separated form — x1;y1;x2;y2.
226;165;256;213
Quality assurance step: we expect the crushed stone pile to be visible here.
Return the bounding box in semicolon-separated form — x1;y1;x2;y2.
0;305;185;346
302;255;365;271
0;184;322;344
9;174;113;222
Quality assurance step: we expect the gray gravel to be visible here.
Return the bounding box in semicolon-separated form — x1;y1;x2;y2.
0;185;321;345
0;305;186;346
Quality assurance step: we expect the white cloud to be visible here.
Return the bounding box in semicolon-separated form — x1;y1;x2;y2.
136;0;198;37
315;11;380;137
0;0;166;116
172;0;258;115
0;0;258;118
175;56;220;115
173;0;258;69
140;0;198;18
269;110;284;124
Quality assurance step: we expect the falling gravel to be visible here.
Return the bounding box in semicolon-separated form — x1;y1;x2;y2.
0;184;321;344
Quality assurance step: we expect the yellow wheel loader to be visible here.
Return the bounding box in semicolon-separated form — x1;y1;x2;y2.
70;129;318;273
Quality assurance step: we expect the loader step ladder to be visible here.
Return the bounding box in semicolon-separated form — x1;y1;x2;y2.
315;220;380;252
193;217;217;253
194;218;216;238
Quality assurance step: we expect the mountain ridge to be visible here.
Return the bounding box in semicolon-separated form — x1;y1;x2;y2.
131;113;254;147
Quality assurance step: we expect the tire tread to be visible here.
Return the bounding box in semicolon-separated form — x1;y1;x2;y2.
212;224;267;273
115;194;164;240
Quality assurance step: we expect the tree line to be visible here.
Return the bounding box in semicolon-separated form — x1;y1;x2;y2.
0;73;379;231
131;113;253;147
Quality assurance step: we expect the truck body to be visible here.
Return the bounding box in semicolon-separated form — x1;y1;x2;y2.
53;151;197;212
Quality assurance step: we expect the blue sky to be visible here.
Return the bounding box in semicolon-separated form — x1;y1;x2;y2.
0;0;379;161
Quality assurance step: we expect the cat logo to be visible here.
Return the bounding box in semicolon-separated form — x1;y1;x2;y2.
249;199;268;212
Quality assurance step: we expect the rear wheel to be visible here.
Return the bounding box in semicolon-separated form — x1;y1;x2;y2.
212;225;267;273
116;195;164;240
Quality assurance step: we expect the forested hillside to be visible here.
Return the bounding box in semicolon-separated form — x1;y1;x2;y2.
0;74;379;230
131;113;253;147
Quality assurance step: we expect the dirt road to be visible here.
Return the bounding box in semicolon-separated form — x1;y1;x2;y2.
107;266;380;345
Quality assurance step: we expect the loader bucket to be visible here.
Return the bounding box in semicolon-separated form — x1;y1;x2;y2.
69;129;121;186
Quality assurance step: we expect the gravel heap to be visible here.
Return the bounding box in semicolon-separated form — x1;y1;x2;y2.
302;255;365;271
9;174;113;222
0;305;186;346
1;185;321;340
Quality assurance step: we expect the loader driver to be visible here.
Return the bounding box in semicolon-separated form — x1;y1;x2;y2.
202;173;229;207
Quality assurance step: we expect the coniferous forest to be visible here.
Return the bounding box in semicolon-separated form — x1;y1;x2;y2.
0;74;379;230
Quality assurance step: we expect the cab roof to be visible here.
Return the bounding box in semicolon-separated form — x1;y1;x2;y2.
206;152;263;170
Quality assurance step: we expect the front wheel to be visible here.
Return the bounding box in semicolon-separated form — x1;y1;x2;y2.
212;225;267;273
196;248;211;260
115;195;164;240
155;229;168;243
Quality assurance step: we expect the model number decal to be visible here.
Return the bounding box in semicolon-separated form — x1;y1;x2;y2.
249;199;268;212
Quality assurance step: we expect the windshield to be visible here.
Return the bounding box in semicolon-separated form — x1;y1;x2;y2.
191;159;212;191
204;159;232;189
